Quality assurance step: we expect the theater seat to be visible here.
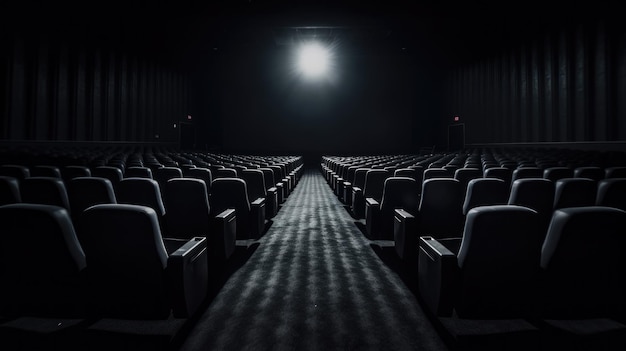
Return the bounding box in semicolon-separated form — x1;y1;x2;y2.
365;176;420;240
241;169;275;220
0;203;87;318
462;178;509;216
116;178;168;236
393;178;464;264
124;166;153;179
211;177;265;240
595;178;626;211
0;176;21;205
543;167;574;182
419;204;543;318
162;178;237;260
553;178;597;210
183;167;213;193
77;203;208;319
30;165;62;178
0;164;30;180
359;169;390;220
537;206;626;350
418;205;544;350
67;177;117;221
62;165;92;182
350;168;371;218
508;178;555;232
574;166;605;181
91;166;123;189
20;176;72;214
0;203;88;350
416;178;465;239
454;167;483;195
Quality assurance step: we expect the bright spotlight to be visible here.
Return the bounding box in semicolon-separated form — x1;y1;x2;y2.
298;42;329;78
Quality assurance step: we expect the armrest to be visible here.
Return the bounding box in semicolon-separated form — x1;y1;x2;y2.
266;187;279;218
351;187;364;218
250;197;266;239
418;236;459;317
365;197;379;207
343;182;353;206
365;198;381;239
209;208;236;261
335;177;344;196
394;209;417;260
276;182;285;203
167;236;208;318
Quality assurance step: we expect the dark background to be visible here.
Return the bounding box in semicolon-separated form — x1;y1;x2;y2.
1;0;624;156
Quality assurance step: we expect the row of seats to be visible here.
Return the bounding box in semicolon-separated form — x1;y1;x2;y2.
0;152;304;350
418;205;626;350
322;151;626;350
0;202;208;350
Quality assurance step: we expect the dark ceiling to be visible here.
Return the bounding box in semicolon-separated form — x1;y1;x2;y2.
3;0;619;66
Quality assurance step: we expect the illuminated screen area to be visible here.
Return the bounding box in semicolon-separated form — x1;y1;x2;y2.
297;42;331;79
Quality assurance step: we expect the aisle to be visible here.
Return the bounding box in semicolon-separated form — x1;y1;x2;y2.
178;167;448;350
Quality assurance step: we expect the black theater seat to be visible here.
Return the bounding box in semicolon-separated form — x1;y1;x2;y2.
365;176;420;240
77;203;209;350
210;177;264;240
536;206;626;350
0;203;89;350
418;205;545;350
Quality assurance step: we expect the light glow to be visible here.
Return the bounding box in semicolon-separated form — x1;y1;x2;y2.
298;42;329;78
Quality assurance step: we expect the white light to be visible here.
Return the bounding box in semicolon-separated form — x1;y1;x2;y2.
298;42;329;78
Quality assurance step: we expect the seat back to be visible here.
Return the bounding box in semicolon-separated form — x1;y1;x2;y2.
241;169;267;201
352;168;370;189
214;168;238;179
454;167;483;194
605;166;626;178
183;167;213;192
78;203;170;319
539;206;626;319
483;166;513;188
30;165;62;178
363;169;390;201
91;166;123;188
0;203;86;318
162;178;211;239
543;166;573;182
153;166;183;190
511;167;543;183
124;166;153;179
20;176;71;214
462;178;509;215
574;166;604;181
62;165;92;182
116;177;166;214
508;178;555;230
380;176;420;216
0;176;21;205
67;177;117;217
419;178;465;238
423;167;454;180
553;177;597;210
595;178;626;211
210;177;251;239
0;164;30;179
259;167;276;188
456;205;543;318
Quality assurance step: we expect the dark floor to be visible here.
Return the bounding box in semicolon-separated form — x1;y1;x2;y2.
178;167;448;350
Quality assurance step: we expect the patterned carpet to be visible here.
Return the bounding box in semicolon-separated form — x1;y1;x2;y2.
178;167;449;351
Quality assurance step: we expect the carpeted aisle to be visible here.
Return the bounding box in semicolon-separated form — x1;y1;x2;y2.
178;167;448;351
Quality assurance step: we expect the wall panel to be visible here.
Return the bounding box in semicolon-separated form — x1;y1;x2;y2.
1;31;188;143
447;20;626;144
